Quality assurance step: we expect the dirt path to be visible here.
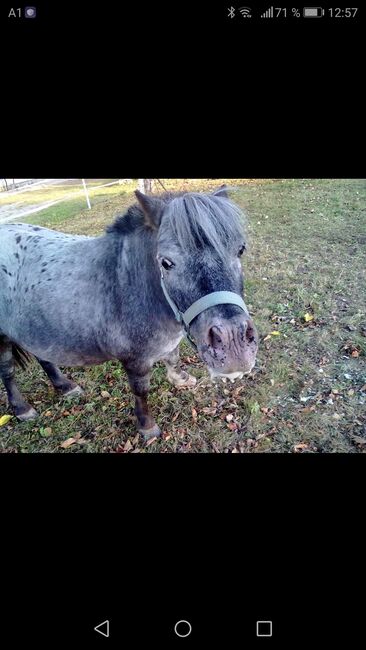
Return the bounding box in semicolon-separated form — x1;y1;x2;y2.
0;179;75;224
0;200;65;224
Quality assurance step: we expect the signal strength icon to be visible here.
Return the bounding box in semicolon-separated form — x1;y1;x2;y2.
239;6;252;18
261;6;274;18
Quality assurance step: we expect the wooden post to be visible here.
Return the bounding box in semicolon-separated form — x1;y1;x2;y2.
137;179;152;194
82;179;91;209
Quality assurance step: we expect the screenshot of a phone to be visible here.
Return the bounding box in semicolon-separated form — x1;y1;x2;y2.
0;3;364;647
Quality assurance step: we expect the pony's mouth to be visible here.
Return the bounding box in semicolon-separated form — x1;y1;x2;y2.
207;364;255;383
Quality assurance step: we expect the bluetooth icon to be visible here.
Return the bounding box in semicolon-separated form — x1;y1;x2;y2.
227;6;235;18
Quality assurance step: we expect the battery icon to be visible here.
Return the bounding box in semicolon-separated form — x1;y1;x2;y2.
303;7;324;17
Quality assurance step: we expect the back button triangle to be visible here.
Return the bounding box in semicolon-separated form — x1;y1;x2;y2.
94;620;110;638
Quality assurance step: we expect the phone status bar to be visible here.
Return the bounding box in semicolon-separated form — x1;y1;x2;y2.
226;7;360;20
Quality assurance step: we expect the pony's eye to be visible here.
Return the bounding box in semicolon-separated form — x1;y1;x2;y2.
161;258;174;270
238;244;246;257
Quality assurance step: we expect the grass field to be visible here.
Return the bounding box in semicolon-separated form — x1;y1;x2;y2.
0;178;365;453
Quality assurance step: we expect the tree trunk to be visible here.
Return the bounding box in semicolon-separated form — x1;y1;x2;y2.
138;179;152;194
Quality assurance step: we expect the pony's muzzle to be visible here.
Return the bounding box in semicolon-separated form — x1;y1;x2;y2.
199;316;258;376
206;317;256;351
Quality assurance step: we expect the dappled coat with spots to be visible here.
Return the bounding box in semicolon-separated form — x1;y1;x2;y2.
0;188;258;437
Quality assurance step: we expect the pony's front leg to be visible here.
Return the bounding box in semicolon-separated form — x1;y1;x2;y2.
164;345;197;388
124;364;161;440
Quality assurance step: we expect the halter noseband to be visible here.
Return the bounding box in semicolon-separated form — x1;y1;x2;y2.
160;271;249;350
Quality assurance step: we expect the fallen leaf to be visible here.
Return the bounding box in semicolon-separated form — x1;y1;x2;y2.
263;335;271;342
183;356;198;364
172;412;179;422
101;390;111;399
347;389;355;396
145;436;158;447
246;438;258;448
231;448;239;453
333;413;342;420
191;408;198;422
44;411;53;417
351;350;359;358
227;422;238;431
60;438;76;449
304;313;314;322
124;439;133;452
60;433;82;448
270;331;280;336
225;413;234;422
202;407;217;415
0;414;12;427
162;432;172;441
290;318;296;324
62;410;71;417
302;406;316;413
256;426;277;441
294;443;309;452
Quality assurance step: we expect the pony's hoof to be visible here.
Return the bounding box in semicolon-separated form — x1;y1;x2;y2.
62;385;84;398
168;370;197;388
175;372;197;388
17;407;38;421
140;424;162;441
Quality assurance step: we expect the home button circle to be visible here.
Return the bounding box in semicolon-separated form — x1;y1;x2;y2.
174;620;192;638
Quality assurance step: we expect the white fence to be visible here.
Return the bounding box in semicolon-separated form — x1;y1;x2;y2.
0;179;133;224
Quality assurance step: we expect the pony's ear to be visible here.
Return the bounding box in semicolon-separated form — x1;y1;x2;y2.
135;190;164;229
212;184;229;199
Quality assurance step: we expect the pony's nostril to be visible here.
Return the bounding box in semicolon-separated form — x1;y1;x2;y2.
239;321;248;342
208;326;222;349
245;320;256;344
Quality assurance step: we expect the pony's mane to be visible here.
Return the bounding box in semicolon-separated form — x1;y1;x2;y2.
105;192;180;236
106;191;245;254
163;193;244;254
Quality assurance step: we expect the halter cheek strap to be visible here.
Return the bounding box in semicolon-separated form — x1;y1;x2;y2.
160;271;248;349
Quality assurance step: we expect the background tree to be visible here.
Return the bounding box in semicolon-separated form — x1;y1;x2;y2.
137;179;152;194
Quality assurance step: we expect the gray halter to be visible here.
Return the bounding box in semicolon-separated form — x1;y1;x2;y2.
160;270;248;349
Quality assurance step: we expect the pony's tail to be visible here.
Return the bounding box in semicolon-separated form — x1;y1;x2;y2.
12;343;33;370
